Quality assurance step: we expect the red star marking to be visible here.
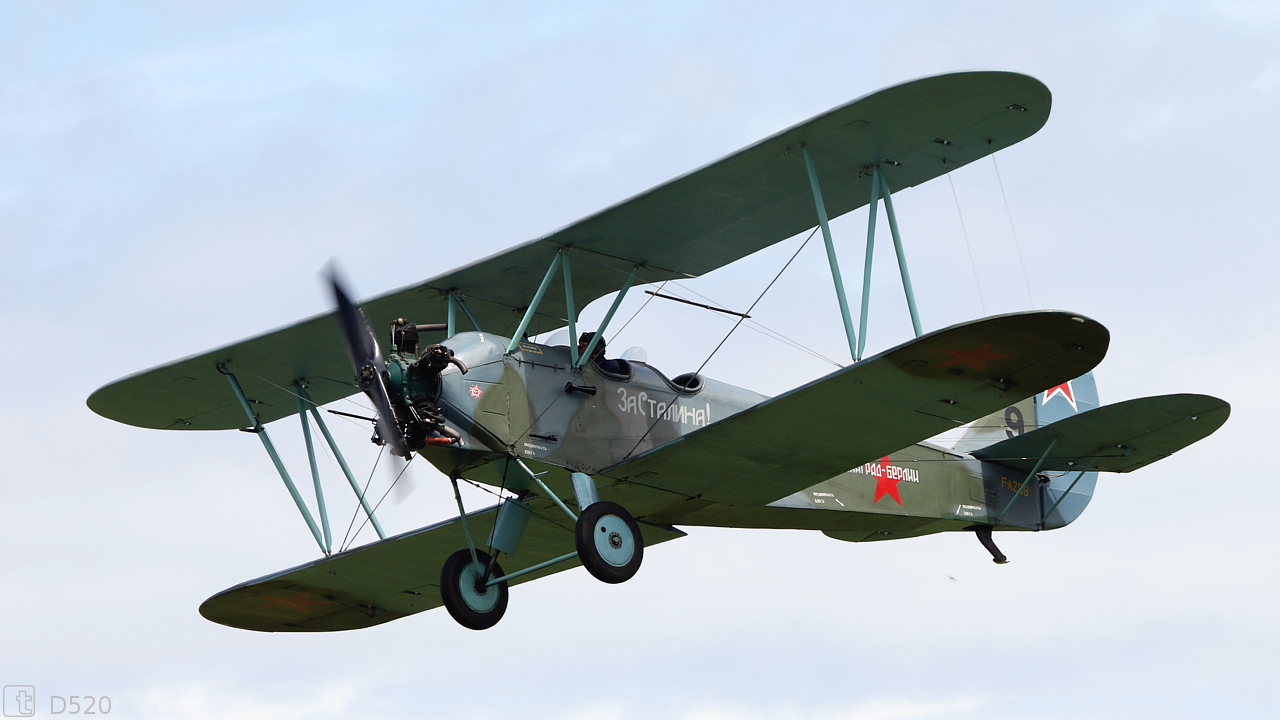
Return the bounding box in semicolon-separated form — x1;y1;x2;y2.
469;384;482;399
1043;380;1077;411
261;592;337;614
872;456;902;506
935;342;1013;372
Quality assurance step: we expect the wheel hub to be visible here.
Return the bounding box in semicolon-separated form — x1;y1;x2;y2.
459;562;500;612
593;514;635;567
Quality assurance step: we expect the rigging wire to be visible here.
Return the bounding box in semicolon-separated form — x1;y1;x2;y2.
344;454;413;550
458;477;576;533
662;281;843;368
340;444;386;552
599;149;791;344
621;226;819;460
606;162;865;358
991;153;1035;309
684;226;820;377
242;368;405;552
513;147;797;440
247;370;382;425
946;168;987;316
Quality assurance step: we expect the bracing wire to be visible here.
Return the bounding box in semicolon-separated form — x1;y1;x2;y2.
688;226;820;377
662;281;843;368
247;370;381;426
946;168;987;316
991;153;1035;309
598;148;791;344
621;226;819;460
340;444;385;551
344;454;412;551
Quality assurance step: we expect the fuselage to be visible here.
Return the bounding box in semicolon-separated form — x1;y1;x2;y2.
408;332;1094;542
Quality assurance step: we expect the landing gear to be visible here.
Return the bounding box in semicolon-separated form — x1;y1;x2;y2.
437;467;644;630
972;525;1009;564
440;548;509;630
575;501;644;584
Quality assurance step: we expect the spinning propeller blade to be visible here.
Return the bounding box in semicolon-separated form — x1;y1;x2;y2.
327;267;411;459
390;453;417;504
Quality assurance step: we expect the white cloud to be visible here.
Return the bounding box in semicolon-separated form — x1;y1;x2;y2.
132;683;361;720
679;697;981;720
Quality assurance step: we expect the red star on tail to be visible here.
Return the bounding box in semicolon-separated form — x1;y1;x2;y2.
1043;380;1077;411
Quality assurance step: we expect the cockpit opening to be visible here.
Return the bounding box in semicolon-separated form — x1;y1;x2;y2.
670;372;704;393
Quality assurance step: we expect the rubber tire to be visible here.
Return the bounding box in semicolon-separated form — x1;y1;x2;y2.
575;501;644;584
439;548;509;630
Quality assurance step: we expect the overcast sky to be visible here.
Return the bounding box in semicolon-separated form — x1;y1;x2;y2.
3;2;1277;719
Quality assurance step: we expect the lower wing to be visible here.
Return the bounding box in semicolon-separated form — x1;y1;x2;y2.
200;497;684;632
600;310;1110;509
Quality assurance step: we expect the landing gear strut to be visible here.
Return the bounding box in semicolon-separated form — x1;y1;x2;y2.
438;467;647;630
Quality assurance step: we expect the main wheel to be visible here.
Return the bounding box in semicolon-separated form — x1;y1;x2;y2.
575;501;644;584
439;548;509;630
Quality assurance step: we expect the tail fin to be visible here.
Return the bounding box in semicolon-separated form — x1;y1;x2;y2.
952;371;1100;453
952;371;1101;529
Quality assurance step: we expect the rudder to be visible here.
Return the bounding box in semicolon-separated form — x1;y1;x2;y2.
951;372;1100;529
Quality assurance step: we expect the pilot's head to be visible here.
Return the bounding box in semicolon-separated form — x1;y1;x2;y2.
577;332;606;358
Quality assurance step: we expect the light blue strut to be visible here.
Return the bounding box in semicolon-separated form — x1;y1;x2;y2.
802;145;859;362
859;165;923;359
295;384;332;553
296;383;385;541
218;365;327;554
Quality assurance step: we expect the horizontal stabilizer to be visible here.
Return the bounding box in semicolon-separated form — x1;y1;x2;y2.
200;498;685;632
971;394;1229;473
602;310;1108;508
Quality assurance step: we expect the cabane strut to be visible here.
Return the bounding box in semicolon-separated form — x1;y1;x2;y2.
503;250;640;370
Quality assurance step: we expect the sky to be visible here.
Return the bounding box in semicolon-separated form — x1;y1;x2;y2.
2;1;1278;718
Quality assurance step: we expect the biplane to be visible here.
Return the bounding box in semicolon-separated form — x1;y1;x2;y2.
88;71;1228;632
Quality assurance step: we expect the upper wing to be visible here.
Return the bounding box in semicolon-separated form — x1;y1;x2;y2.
199;497;686;632
598;311;1108;511
971;394;1230;473
89;71;1050;431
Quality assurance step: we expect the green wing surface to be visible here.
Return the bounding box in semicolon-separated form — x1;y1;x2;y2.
599;311;1108;511
199;498;686;632
971;394;1229;473
89;70;1050;431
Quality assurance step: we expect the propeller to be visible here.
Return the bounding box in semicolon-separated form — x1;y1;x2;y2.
391;452;417;504
327;266;411;460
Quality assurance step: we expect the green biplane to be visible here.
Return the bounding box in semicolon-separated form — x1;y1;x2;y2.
88;71;1228;632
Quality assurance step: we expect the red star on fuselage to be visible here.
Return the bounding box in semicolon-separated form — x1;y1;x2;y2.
872;456;902;505
935;342;1013;373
